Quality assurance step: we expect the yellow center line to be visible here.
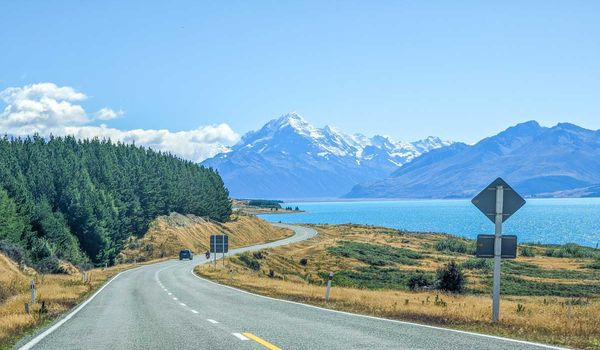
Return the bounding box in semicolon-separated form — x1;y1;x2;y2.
242;332;283;350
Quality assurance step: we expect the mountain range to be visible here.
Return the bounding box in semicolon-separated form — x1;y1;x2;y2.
201;113;452;199
203;116;600;200
346;121;600;198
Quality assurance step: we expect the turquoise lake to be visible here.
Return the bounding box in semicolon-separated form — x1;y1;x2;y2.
259;198;600;247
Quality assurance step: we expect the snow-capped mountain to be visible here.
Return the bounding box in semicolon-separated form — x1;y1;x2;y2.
346;121;600;198
201;113;453;199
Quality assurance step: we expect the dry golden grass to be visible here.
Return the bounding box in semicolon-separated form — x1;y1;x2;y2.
195;224;600;349
116;213;292;263
0;258;147;349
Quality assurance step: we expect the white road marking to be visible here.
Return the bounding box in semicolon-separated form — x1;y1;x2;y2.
207;319;219;324
168;292;172;295
17;265;148;350
191;310;199;314
179;302;186;307
232;333;249;340
172;297;178;301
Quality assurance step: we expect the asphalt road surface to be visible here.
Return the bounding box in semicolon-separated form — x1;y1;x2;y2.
16;224;567;350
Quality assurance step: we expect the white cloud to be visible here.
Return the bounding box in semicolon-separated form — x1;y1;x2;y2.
0;83;239;162
95;107;124;120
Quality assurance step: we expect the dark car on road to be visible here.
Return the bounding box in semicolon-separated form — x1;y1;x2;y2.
179;249;193;260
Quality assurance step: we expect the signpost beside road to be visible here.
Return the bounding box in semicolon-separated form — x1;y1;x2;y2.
210;234;229;266
471;177;525;323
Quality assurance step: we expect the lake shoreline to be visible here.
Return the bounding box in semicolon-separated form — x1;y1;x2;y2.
258;198;600;247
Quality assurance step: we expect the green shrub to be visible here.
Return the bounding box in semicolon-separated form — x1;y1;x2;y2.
435;260;466;293
328;241;423;266
238;253;261;271
436;238;473;254
330;267;431;290
35;256;61;273
252;251;266;260
461;258;492;271
407;271;433;290
544;243;597;258
520;246;536;257
0;239;31;266
586;258;600;270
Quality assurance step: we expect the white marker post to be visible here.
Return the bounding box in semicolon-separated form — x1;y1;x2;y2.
30;280;36;305
325;272;334;302
213;235;217;268
492;185;503;323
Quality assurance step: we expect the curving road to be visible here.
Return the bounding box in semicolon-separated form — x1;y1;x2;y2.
15;224;566;350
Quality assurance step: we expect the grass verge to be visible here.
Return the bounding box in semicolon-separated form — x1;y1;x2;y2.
195;223;600;349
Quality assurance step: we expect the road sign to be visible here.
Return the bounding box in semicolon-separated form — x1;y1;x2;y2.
471;178;525;224
210;235;229;253
471;177;525;323
476;235;517;259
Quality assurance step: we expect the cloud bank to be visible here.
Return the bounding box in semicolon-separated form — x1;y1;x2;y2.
0;83;239;162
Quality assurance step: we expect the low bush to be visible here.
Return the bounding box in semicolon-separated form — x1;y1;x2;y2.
35;256;61;273
0;239;31;266
461;258;492;271
544;243;598;259
520;246;536;257
331;267;427;290
586;258;600;270
328;241;423;266
238;253;261;271
407;271;433;290
253;251;266;260
435;260;466;293
435;238;473;254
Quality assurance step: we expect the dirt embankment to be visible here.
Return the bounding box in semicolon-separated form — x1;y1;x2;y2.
116;212;293;263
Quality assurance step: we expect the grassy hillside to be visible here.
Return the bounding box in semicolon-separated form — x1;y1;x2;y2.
196;224;600;349
116;213;293;262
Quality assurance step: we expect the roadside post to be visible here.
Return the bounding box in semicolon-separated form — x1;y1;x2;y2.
212;235;217;267
30;279;36;305
209;234;229;268
472;177;525;323
325;272;334;302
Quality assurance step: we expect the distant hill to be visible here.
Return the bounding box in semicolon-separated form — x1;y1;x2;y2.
346;121;600;198
201;113;452;199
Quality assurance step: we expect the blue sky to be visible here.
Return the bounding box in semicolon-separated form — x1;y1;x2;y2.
1;1;599;158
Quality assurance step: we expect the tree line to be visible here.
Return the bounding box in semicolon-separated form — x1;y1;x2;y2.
0;135;231;270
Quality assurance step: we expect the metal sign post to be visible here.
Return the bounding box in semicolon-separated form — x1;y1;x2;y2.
492;185;503;323
209;234;229;268
471;177;525;323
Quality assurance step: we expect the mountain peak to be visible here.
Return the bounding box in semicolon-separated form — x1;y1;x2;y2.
202;113;454;198
267;112;314;133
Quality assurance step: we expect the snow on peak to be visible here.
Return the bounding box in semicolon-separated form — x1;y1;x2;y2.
233;113;453;166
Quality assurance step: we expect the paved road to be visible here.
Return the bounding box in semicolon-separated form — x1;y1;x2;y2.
16;224;566;350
